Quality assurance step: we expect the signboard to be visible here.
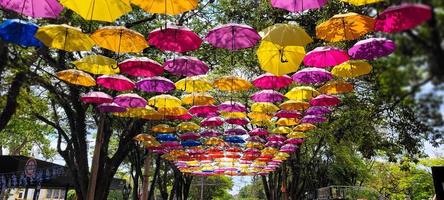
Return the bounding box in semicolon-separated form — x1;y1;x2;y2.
24;158;37;178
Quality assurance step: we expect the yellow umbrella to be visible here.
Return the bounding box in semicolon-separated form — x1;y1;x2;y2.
152;124;175;133
248;112;273;120
205;137;224;146
246;142;265;149
331;60;372;78
134;134;156;142
276;118;300;126
60;0;131;22
221;112;247;119
279;100;310;111
319;80;354;95
113;107;159;118
256;41;305;76
175;76;213;92
91;26;148;53
56;69;96;87
259;23;313;46
251;119;274;127
73;55;119;75
142;112;164;120
293;123;317;132
142;140;161;148
131;0;198;15
287;132;307;139
316;12;375;42
181;94;215;105
285;86;319;101
213;76;252;92
35;24;95;52
340;0;384;6
261;147;278;155
177;122;200;132
276;152;290;158
148;95;182;108
158;106;188;116
272;126;292;134
251;102;280;114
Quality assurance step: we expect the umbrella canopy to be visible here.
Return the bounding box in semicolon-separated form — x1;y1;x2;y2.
148;95;182;108
0;0;63;18
181;94;215;106
339;0;383;6
152;124;175;133
276;118;299;126
221;112;246;119
73;55;118;75
97;74;135;91
114;93;147;108
189;105;218;115
131;0;197;15
251;90;285;103
279;100;310;111
224;136;245;144
60;0;131;22
200;130;222;137
331;60;372;78
175;76;213;92
348;38;396;60
303;46;349;68
248;112;273;120
310;94;341;107
0;19;42;47
113;106;160;118
56;69;96;87
275;110;302;118
225;118;250;126
164;56;208;77
167;113;193;121
305;106;332;115
118;57;163;77
156;134;177;141
35;24;95;51
301;115;327;123
319;80;354;95
80;91;113;104
291;68;333;84
270;0;327;12
293;123;316;132
251;102;280;114
375;3;432;33
136;76;176;93
252;73;293;89
249;128;269;136
205;23;260;51
272;127;292;134
218;101;247;112
259;24;312;46
148;25;202;53
177;122;200;132
181;140;202;147
158;106;188;116
97;102;126;113
200;117;224;127
285;86;319;101
213;76;252;92
257;41;305;76
225;128;248;136
92;26;148;53
316;12;375;42
287;132;306;139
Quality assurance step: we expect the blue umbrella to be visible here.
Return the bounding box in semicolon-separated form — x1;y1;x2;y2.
156;134;177;141
0;19;42;47
224;136;245;144
181;140;202;147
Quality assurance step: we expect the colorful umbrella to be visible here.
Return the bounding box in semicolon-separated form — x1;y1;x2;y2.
310;94;341;107
213;76;252;92
148;95;181;108
164;56;208;77
156;134;177;141
225;118;250;126
218;101;247;112
248;112;272;120
293;123;316;132
92;26;148;53
200;117;224;127
0;0;63;18
272;127;292;134
182;140;202;147
275;110;302;118
285;86;319;101
252;73;293;89
200;130;222;137
175;76;213;92
301;115;327;123
375;3;432;33
225;128;248;136
113;107;160;118
287;132;306;139
305;106;331;115
60;0;131;22
249;128;269;136
331;60;372;78
131;0;197;15
303;46;349;68
181;94;215;106
118;57;163;77
270;0;327;12
136;76;176;93
279;100;310;111
97;74;135;91
257;41;306;76
167;113;193;121
251;90;285;103
73;55;118;75
148;25;202;53
292;68;333;84
339;0;383;6
97;102;126;113
56;69;96;87
114;93;147;108
348;38;396;60
316;13;375;42
205;23;260;51
189;105;218;116
177;122;200;132
276;118;299;126
221;112;246;119
251;102;280;114
319;80;354;95
152;124;175;133
224;136;245;144
158;106;189;117
0;19;42;47
35;24;95;51
80;91;113;104
259;24;312;46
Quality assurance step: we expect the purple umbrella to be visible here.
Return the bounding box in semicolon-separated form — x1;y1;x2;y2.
225;128;248;136
252;73;293;89
205;23;260;51
97;102;127;113
275;110;302;118
200;117;224;127
348;38;396;60
200;130;222;137
163;56;209;77
113;93;147;108
218;101;247;112
285;138;304;145
80;91;113;104
303;46;349;68
136;76;175;93
265;141;284;147
225;118;250;125
249;128;269;136
246;136;266;143
301;115;327;123
270;0;327;12
310;94;341;107
292;68;333;84
280;144;298;153
304;106;331;115
1;0;63;19
267;134;286;142
251;90;285;102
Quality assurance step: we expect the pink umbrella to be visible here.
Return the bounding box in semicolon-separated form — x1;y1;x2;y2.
244;148;260;154
270;0;327;13
286;138;304;145
147;25;202;53
179;132;201;140
249;128;269;136
161;141;182;148
189;105;218;115
97;102;127;113
80;91;113;104
225;128;247;135
200;117;224;127
167;113;193;121
303;46;349;68
118;57;163;77
375;3;432;33
97;74;135;91
348;38;396;60
113;93;147;108
200;129;221;137
194;112;219;118
305;106;331;115
225;118;250;125
218;101;247;112
265;141;284;147
310;94;341;106
301;115;327;123
292;68;333;84
275;110;302;118
205;23;260;51
163;56;209;77
280;144;297;153
246;136;266;143
136;76;175;93
252;73;293;89
267;134;286;142
251;90;285;103
0;0;63;18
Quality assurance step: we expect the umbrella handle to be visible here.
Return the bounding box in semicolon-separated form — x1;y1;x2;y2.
279;49;288;63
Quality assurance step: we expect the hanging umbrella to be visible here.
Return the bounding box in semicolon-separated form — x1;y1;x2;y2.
287;132;306;139
225;118;250;126
316;12;375;42
148;95;181;108
156;134;177;141
181;140;202;147
80;91;113;104
200;117;224;127
163;56;209;77
280;144;297;153
158;106;188;117
152;124;175;133
181;94;215;106
318;80;354;95
134;134;157;142
56;69;96;87
61;0;131;22
189;105;218;116
224;136;245;144
331;60;372;78
305;106;332;115
310;94;341;107
194;111;219;118
348;38;396;60
136;76;176;93
35;24;95;51
119;57;163;77
91;26;148;53
0;19;42;47
303;46;349;68
97;102;126;113
301;115;327;123
375;3;432;33
267;135;286;142
293;123;316;132
251;90;285;103
285;86;319;101
175;76;213;92
205;23;260;51
225;128;248;136
177;122;200;132
339;0;383;6
259;24;312;46
148;25;202;53
251;102;280;114
257;41;305;76
279;100;310;111
270;0;327;13
73;55;118;75
275;110;302;118
252;73;292;89
114;93;147;108
221;112;246;119
205;137;225;146
0;0;63;18
272;127;292;134
200;130;221;137
218;101;247;112
167;113;193;121
213;76;252;92
97;74;135;91
248;112;272;120
249;128;269;136
292;68;333;84
285;138;304;145
276;118;299;126
131;0;197;15
113;107;159;118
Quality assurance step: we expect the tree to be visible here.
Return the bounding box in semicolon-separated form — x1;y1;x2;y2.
237;178;266;200
188;176;233;200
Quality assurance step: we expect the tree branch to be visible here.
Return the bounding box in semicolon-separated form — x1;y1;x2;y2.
0;72;27;132
125;14;157;28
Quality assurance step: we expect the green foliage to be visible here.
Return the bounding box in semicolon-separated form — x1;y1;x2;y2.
188;176;233;200
237;178;266;200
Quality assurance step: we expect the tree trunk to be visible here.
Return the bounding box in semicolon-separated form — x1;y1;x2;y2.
142;154;152;200
148;155;161;200
0;72;27;132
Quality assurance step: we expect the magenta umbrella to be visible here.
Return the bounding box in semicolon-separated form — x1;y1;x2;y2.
118;57;163;77
97;74;135;91
275;110;301;118
147;25;202;53
205;23;260;51
301;115;327;123
252;73;293;89
375;3;432;33
194;112;219;118
0;0;63;18
285;138;304;145
267;134;286;142
80;91;113;104
249;128;269;136
218;101;247;112
97;102;127;113
303;46;349;68
292;68;333;84
179;132;200;140
200;117;224;127
200;129;221;137
251;90;285;102
225;118;250;125
167;113;193;121
189;105;218;115
270;0;327;12
265;141;284;147
246;136;266;143
113;93;147;108
136;76;175;93
280;144;297;153
304;106;331;115
310;94;341;106
225;128;247;135
163;56;208;77
348;38;396;60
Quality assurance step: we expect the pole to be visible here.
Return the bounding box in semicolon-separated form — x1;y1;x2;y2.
142;154;151;200
86;114;105;200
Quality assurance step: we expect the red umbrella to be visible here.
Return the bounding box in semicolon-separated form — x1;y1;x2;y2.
147;25;202;53
118;57;163;77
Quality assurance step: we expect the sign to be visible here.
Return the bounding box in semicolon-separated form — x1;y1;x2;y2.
24;158;37;178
